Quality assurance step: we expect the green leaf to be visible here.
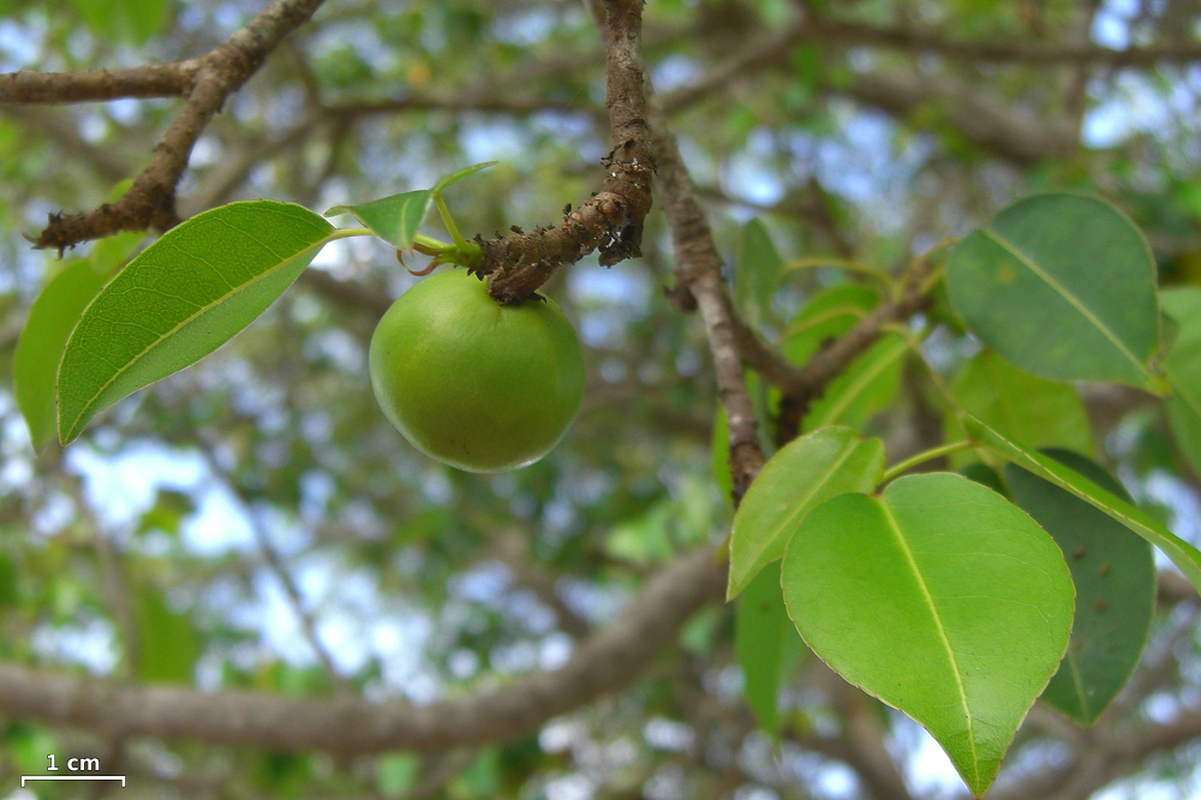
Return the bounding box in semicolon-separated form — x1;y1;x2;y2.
946;193;1165;392
735;563;805;737
804;335;907;430
326;190;430;250
965;414;1201;594
15;261;111;450
782;473;1074;797
1161;288;1201;474
945;349;1095;464
735;219;783;329
1006;452;1155;725
431;160;498;194
728;426;884;599
135;583;200;684
57;201;335;444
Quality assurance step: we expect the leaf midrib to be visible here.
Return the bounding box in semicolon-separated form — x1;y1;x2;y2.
878;501;979;787
980;228;1150;383
60;232;329;441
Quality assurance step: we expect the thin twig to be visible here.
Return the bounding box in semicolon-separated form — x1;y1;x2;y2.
774;260;935;444
649;102;765;499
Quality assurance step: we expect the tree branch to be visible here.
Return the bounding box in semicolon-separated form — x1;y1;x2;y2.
23;0;328;253
837;68;1078;164
0;545;724;754
774;262;935;444
0;63;199;104
810;15;1201;67
649;105;766;498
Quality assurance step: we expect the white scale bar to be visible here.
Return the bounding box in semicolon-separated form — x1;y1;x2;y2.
21;776;127;787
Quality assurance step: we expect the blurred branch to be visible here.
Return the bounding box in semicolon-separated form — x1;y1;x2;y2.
0;544;725;753
808;14;1201;67
773;260;935;443
651;12;1080;165
838;69;1078;164
297;270;394;316
248;509;355;696
20;0;328;253
181;111;329;215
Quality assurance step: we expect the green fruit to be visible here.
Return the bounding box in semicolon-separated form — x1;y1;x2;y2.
368;269;586;472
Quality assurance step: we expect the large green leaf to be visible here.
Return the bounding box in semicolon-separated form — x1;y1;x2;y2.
326;190;431;249
1006;452;1155;725
14;261;110;451
782;473;1074;797
735;219;783;329
965;414;1201;594
727;426;885;599
57;201;336;444
946;194;1165;392
804;335;907;430
735;563;805;737
945;349;1095;463
1161;288;1201;474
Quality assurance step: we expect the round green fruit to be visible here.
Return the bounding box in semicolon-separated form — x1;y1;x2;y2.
368;269;586;472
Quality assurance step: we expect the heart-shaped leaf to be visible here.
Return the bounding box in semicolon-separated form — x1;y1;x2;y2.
326;190;430;250
57;201;336;444
947;193;1165;392
1006;451;1155;725
727;425;885;599
965;414;1201;595
15;261;111;450
783;473;1075;797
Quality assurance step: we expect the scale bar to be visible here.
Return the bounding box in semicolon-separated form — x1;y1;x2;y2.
21;776;127;787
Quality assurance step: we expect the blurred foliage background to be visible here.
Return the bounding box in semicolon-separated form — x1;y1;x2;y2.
2;0;1201;798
